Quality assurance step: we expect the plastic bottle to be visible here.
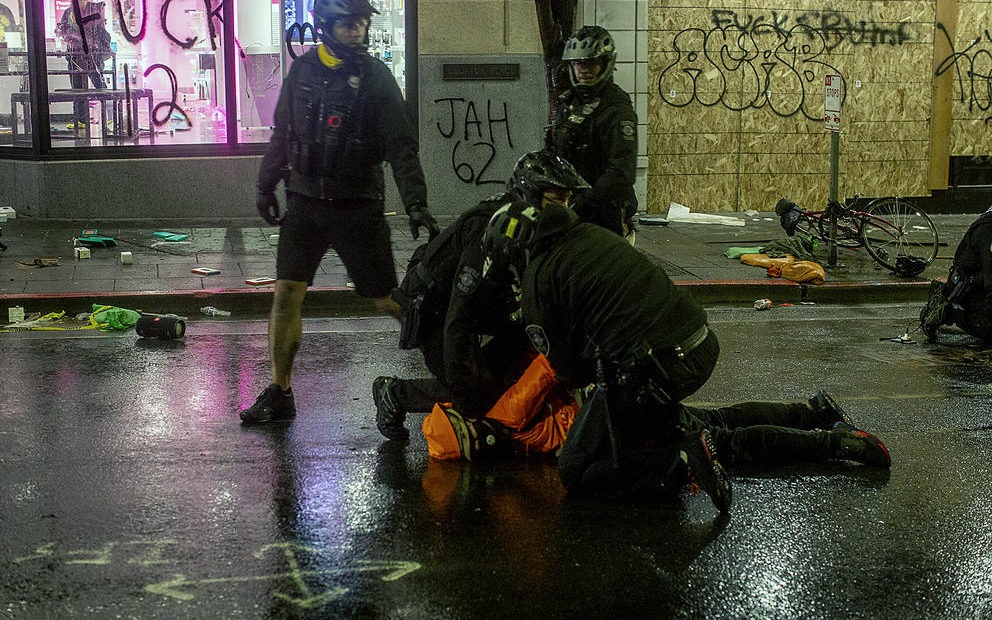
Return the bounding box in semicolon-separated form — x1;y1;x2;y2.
200;306;231;317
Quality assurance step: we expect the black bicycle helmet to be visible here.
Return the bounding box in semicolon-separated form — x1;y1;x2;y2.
562;25;617;90
483;201;580;280
482;201;541;279
314;0;378;53
506;150;590;207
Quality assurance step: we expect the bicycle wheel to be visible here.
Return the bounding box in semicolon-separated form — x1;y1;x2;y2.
860;197;939;271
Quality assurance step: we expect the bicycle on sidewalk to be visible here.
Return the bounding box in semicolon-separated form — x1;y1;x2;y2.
774;195;939;276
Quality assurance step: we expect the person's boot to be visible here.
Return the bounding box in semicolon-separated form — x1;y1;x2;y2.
443;408;512;462
240;384;296;424
808;389;856;429
830;426;891;468
919;280;949;342
677;429;732;513
373;376;409;440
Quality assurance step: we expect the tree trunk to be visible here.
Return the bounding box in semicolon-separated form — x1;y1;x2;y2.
535;0;577;126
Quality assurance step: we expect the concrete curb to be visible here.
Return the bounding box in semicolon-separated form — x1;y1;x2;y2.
0;279;933;320
676;278;933;305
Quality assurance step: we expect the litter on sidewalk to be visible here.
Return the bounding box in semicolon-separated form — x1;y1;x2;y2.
665;202;746;227
152;231;190;242
16;258;61;268
76;234;117;248
200;306;231;317
1;304;141;332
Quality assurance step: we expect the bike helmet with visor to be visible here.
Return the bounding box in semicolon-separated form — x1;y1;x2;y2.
507;150;590;208
562;25;617;90
314;0;379;53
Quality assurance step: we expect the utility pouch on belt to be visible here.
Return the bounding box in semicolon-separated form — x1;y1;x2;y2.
946;268;974;305
394;260;436;350
396;291;425;350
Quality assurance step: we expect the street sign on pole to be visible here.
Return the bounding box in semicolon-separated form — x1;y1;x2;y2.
824;73;842;267
824;73;842;132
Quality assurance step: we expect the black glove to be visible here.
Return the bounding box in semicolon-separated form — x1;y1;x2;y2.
257;191;281;226
407;203;439;241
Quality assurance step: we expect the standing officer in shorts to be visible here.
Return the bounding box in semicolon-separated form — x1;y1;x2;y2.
241;0;439;424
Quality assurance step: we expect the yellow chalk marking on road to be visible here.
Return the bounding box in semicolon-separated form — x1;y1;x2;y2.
144;561;423;605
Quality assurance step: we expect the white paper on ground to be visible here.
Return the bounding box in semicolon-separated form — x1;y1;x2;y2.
665;202;746;227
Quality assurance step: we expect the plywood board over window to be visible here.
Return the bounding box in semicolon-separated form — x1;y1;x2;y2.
645;0;978;213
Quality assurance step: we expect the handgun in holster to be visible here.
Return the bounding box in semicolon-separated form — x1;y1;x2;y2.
616;342;674;408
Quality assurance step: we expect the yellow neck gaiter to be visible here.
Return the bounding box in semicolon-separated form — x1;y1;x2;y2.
318;43;343;69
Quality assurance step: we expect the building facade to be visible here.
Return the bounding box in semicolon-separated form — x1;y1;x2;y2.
0;0;987;219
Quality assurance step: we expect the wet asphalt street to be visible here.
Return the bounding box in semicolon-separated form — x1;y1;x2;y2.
2;304;991;619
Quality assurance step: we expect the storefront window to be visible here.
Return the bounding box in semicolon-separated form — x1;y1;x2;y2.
0;0;27;146
0;0;406;151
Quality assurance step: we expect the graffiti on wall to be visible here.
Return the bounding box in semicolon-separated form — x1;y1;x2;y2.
55;0;235;130
711;9;912;51
285;22;317;59
657;22;845;121
432;97;514;186
935;23;992;124
656;8;913;121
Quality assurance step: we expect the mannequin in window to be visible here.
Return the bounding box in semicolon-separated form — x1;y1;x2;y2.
56;0;112;132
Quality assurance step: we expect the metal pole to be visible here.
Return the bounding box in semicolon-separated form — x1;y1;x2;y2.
828;130;840;267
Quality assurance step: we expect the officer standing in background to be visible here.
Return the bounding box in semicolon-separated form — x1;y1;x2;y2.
373;151;589;440
484;203;891;512
241;0;439;424
547;25;638;237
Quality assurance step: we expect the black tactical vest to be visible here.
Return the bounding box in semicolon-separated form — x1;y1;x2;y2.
288;59;365;179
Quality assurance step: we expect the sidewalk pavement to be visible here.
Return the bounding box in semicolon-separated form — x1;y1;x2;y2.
0;210;977;321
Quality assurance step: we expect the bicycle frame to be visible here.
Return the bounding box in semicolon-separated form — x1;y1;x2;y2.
795;201;863;248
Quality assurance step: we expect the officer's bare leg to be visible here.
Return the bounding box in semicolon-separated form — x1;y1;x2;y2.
270;279;308;389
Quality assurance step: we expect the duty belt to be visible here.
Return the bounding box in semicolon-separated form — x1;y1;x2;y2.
670;324;709;360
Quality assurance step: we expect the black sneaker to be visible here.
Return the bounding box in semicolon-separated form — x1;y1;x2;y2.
831;427;891;468
809;389;856;429
240;384;296;424
678;429;732;513
373;376;409;440
919;280;948;342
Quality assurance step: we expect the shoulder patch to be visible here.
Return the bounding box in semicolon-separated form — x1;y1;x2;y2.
525;324;550;356
620;120;636;140
455;265;481;295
